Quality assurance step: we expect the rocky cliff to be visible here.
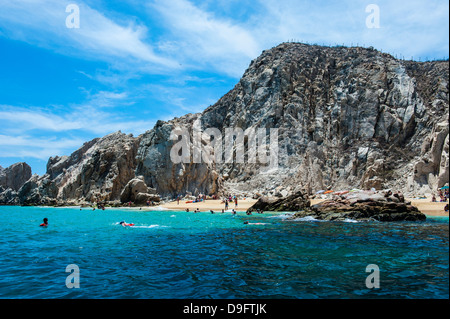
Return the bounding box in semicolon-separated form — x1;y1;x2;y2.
0;162;32;204
137;43;449;198
3;43;449;205
18;131;141;206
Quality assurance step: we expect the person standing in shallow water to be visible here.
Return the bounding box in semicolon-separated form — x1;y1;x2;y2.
40;218;48;227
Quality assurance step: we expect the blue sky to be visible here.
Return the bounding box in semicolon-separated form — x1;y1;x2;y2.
0;0;448;175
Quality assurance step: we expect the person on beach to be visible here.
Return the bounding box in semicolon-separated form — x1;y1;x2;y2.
221;209;224;213
235;197;238;208
232;209;236;215
186;208;190;212
40;218;48;227
210;210;214;214
225;199;229;210
445;204;449;213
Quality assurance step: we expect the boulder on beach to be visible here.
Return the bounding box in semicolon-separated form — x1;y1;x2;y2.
120;177;160;205
292;190;426;221
246;191;310;212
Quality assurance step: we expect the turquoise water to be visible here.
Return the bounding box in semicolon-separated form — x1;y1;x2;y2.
0;206;448;299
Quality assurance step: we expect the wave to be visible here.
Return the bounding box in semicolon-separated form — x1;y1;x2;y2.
266;213;295;219
132;225;169;229
113;222;168;228
343;218;359;223
291;216;321;222
148;206;169;211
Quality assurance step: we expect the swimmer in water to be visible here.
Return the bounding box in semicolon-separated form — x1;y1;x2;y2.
243;221;266;225
40;218;48;227
119;221;133;227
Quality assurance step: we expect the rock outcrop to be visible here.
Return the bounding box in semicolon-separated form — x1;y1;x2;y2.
0;162;32;205
134;43;448;198
246;189;426;222
135;118;222;197
4;42;448;205
18;132;140;206
120;176;160;204
0;162;32;191
291;191;426;221
246;191;310;212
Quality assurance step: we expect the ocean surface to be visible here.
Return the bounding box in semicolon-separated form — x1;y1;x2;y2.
0;206;448;299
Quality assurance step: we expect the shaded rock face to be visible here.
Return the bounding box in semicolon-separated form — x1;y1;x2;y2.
18;132;140;205
0;162;32;192
120;177;159;204
135;118;222;197
0;162;32;205
247;191;310;212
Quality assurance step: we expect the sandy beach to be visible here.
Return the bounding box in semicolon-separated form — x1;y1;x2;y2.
157;197;448;217
160;198;257;212
406;198;449;217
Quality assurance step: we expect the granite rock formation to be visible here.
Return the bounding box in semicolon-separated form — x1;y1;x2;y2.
18;132;140;206
246;191;310;212
4;42;449;205
0;162;32;191
291;191;426;221
120;176;160;204
135;118;222;197
0;162;32;205
135;43;448;198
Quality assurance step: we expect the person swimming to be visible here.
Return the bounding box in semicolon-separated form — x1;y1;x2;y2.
119;221;134;227
40;218;48;227
244;221;266;225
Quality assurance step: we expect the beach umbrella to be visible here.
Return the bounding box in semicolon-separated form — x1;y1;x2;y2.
441;186;449;189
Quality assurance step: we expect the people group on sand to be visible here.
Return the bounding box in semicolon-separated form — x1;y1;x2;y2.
437;188;449;202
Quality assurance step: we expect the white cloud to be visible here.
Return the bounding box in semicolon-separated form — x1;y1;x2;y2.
252;0;449;60
0;0;178;70
0;134;86;160
0;103;154;137
151;0;261;77
0;109;84;132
